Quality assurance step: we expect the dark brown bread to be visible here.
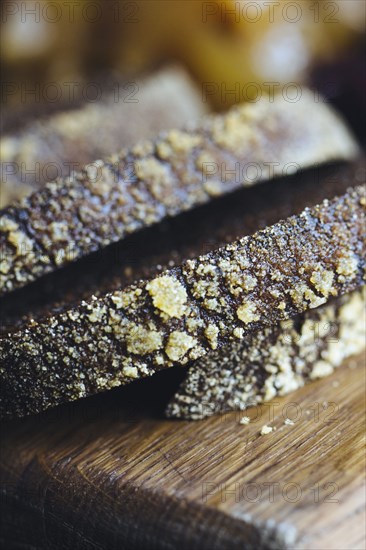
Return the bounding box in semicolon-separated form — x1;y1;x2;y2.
2;160;362;333
0;66;208;206
1;185;364;419
166;289;365;419
0;90;358;295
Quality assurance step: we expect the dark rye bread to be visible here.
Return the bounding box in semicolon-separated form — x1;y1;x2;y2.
166;289;366;420
1;160;364;333
0;90;359;295
0;185;364;419
0;66;208;207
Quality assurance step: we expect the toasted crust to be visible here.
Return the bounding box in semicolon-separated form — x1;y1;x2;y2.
0;186;365;419
0;90;359;295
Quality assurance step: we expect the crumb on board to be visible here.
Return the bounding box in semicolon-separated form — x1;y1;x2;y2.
284;418;295;426
260;425;274;435
239;416;250;425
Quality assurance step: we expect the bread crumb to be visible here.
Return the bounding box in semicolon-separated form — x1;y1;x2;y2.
284;418;295;426
237;301;260;324
239;416;250;425
204;323;219;350
260;425;274;435
233;327;244;339
123;366;138;378
166;331;197;361
310;360;334;379
146;275;187;318
336;251;358;279
167;129;201;153
310;269;335;298
125;324;163;355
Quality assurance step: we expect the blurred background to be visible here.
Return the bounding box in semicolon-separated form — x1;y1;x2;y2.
1;0;365;203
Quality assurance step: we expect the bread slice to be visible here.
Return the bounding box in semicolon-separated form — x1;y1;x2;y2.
166;289;365;419
1;185;364;419
0;90;359;295
1;160;360;333
0;66;207;206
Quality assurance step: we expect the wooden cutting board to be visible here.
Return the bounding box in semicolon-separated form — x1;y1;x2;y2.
0;353;365;550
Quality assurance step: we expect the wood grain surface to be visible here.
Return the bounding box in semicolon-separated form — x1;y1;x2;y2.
0;353;365;550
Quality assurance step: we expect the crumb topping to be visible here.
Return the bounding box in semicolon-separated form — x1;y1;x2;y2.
166;331;197;361
125;324;163;355
146;275;187;318
237;301;260;324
